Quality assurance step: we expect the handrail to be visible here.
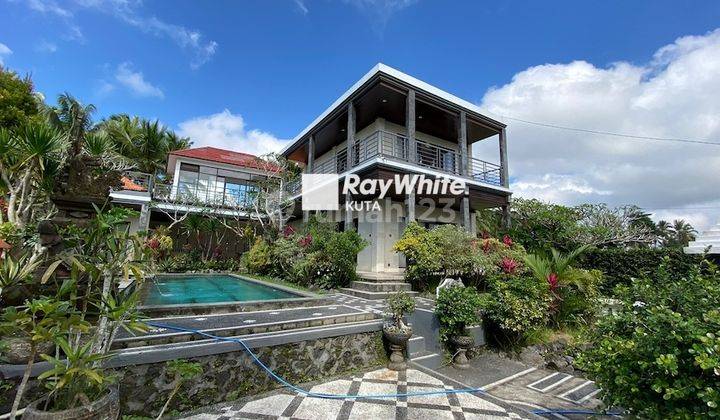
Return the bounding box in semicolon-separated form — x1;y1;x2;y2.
152;183;256;210
304;129;504;186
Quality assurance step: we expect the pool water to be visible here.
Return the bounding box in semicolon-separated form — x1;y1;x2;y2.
144;275;300;305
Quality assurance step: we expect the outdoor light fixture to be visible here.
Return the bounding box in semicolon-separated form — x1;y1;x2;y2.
381;99;388;103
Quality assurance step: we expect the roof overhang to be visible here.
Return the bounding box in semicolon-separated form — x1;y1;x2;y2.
281;63;506;157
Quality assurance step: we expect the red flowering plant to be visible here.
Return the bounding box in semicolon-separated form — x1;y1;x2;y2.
502;235;513;247
500;257;519;275
523;245;601;327
282;225;295;238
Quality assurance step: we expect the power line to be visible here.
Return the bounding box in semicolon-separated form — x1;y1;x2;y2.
481;110;720;146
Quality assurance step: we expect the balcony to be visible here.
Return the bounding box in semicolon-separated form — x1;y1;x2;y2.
309;130;502;186
152;183;257;210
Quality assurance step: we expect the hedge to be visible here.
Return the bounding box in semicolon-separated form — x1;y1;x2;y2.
578;248;702;294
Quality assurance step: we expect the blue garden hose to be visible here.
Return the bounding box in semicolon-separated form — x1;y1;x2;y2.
146;321;619;418
146;321;488;400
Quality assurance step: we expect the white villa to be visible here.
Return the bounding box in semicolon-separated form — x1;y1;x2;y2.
111;64;512;294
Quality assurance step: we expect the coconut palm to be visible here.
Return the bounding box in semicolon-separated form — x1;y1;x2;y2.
669;219;697;248
655;220;672;247
44;93;95;156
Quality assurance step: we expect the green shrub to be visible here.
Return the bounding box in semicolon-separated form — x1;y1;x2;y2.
479;274;551;346
394;223;527;291
578;260;720;418
435;285;482;341
244;219;367;289
386;291;416;331
578;247;701;295
243;238;272;274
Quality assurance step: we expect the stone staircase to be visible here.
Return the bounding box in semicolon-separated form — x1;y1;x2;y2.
340;271;419;300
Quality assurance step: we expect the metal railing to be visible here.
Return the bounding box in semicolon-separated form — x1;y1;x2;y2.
306;130;503;186
152;183;256;210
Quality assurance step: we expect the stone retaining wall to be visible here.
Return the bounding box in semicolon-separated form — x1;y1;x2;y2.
118;331;386;416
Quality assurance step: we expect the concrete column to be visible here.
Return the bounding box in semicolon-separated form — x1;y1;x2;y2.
346;102;356;169
307;135;315;173
344;191;353;231
303;136;315;223
499;127;509;188
462;188;471;233
459;111;468;176
406;89;416;162
407;188;416;223
138;203;151;232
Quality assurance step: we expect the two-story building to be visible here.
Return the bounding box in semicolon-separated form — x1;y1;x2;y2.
110;64;511;288
281;64;511;280
110;147;266;256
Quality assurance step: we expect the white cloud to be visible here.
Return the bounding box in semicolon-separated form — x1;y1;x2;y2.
342;0;418;33
177;110;290;156
16;0;217;67
293;0;308;15
0;43;12;65
26;0;72;18
479;28;720;230
35;39;58;53
114;62;164;98
77;0;217;68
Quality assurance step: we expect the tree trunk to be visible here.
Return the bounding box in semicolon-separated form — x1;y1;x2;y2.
10;347;36;420
90;269;113;360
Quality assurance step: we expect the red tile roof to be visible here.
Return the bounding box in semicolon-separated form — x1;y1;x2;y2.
169;147;274;171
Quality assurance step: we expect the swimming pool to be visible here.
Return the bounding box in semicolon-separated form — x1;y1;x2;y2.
143;274;302;306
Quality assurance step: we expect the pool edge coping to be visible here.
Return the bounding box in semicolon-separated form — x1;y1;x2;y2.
137;272;322;313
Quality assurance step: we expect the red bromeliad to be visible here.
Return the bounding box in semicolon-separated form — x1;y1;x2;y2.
298;234;313;247
502;235;513;247
500;257;519;274
547;273;559;291
282;225;295;237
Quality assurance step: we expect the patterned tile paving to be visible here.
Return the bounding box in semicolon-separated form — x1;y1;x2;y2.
181;368;526;420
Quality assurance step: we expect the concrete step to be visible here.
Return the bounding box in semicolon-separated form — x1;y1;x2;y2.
339;288;419;300
406;335;426;358
349;281;412;292
411;351;444;370
356;271;406;282
112;305;376;350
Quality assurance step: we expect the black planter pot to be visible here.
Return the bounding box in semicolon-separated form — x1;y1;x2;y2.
383;327;413;371
22;386;119;420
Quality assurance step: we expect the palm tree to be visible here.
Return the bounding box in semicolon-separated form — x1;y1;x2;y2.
44;93;95;156
655;220;672;247
669;219;697;248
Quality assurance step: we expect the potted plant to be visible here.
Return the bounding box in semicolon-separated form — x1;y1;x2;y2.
383;291;416;370
435;284;482;369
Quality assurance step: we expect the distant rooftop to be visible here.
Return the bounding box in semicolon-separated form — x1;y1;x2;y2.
169;147;266;170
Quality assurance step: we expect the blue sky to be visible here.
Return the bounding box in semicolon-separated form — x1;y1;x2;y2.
2;0;720;228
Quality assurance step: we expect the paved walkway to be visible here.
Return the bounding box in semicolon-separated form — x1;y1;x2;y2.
181;367;529;420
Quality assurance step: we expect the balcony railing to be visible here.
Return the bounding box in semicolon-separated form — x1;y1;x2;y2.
309;130;503;186
152;183;256;210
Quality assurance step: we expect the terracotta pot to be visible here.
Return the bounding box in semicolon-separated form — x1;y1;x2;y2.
22;386;119;420
3;338;54;365
383;326;413;371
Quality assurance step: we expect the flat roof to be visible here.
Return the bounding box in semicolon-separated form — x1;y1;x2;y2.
281;63;505;156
